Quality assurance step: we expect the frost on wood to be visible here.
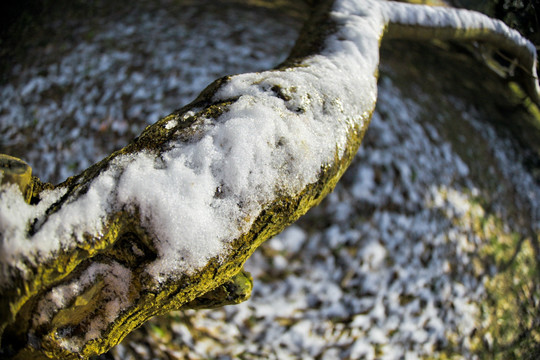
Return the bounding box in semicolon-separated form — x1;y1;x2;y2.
0;0;539;359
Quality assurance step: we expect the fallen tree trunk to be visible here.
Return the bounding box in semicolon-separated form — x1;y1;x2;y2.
0;0;538;358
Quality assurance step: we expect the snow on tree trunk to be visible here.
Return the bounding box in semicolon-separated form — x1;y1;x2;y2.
0;0;538;359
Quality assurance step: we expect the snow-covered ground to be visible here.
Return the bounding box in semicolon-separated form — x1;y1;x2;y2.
1;1;538;359
0;2;299;184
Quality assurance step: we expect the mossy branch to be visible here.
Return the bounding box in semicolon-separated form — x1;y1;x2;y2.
1;1;538;359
